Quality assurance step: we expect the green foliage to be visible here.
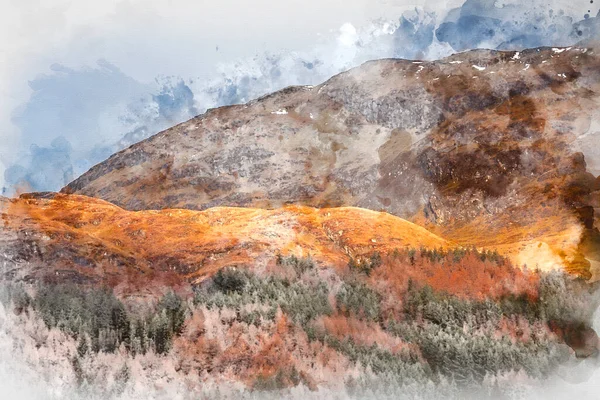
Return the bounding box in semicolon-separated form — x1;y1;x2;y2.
134;291;187;355
302;326;429;386
403;271;596;330
276;254;315;276
336;281;381;322
31;283;186;355
393;277;584;382
34;284;129;352
412;247;506;266
388;319;569;382
3;250;595;390
326;335;426;377
213;267;248;293
253;367;301;391
195;268;331;327
194;257;588;385
537;271;599;325
407;248;417;264
77;334;89;358
403;281;504;326
148;310;172;354
348;252;382;276
157;290;187;336
419;247;446;263
0;283;32;314
113;363;130;395
449;247;466;263
71;356;84;386
477;249;503;264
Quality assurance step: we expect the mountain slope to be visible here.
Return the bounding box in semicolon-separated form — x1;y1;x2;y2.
3;194;598;394
63;46;600;215
62;45;600;277
1;193;449;293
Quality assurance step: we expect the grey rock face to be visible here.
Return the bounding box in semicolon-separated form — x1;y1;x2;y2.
61;47;600;233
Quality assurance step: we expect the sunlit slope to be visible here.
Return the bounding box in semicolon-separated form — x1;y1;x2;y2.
2;191;596;292
1;194;449;287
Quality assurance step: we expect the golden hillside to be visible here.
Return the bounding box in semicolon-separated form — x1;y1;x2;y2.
1;194;449;291
2;191;595;296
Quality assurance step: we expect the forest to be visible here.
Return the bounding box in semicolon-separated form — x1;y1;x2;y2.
1;248;598;398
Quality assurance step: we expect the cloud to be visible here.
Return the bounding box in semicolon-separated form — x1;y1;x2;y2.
195;0;600;113
4;137;73;193
392;8;437;59
435;0;599;51
11;60;149;151
2;63;199;195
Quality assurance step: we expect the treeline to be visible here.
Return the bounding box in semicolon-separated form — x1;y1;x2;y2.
194;261;332;327
355;247;539;300
1;283;187;356
349;247;506;276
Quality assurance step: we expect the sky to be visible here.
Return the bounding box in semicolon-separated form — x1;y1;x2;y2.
0;0;598;194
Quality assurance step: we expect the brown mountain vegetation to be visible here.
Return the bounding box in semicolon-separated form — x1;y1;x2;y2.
58;45;600;278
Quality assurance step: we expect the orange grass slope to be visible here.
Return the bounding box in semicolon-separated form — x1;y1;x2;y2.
1;193;450;289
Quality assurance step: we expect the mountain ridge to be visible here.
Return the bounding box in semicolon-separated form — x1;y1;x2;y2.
64;46;600;211
59;45;600;277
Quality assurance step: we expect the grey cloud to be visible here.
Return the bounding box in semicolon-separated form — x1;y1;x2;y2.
436;0;599;52
3;64;198;195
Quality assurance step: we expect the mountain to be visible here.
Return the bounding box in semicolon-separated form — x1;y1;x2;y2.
62;46;600;278
3;45;600;395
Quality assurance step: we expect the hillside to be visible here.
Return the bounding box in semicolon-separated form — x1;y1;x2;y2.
3;190;596;292
5;193;600;395
61;46;600;278
1;193;449;294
